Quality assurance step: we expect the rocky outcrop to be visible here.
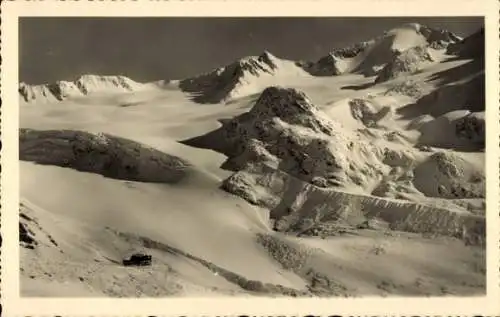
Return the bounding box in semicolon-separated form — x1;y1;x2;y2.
384;80;426;98
348;98;384;127
454;112;485;148
375;46;434;83
20;222;37;248
417;24;462;48
20;129;191;183
19;203;59;249
412;151;485;199
298;54;343;76
300;42;370;76
183;87;388;189
414;110;485;152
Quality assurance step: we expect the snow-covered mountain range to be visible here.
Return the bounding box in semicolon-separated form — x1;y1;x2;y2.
20;23;480;105
18;23;487;298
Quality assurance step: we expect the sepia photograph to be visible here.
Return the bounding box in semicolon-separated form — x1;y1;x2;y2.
17;16;487;297
1;1;499;316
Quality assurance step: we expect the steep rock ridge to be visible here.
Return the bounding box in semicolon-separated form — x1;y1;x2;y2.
19;75;144;103
221;163;484;245
19;82;62;103
375;46;434;83
418;24;463;48
179;51;290;104
182;87;389;189
20;129;191;183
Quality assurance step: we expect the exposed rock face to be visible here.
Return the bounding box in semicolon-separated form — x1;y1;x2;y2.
179;51;280;104
20;129;191;183
300;42;371;76
348;99;380;127
383;148;416;167
330;42;371;58
247;86;335;135
417;25;462;47
299;53;343;76
19;75;143;103
20;222;37;248
183;87;387;189
375;46;434;83
19;203;59;249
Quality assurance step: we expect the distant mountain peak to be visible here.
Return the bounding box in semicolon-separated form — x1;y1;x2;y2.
302;22;463;78
19;74;144;103
178;51;297;104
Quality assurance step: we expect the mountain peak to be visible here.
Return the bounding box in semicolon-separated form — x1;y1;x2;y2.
301;22;462;78
179;51;287;104
258;49;277;60
249;86;335;135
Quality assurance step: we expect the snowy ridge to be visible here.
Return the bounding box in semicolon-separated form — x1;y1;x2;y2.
19;128;193;183
19;23;467;105
19;75;146;103
302;23;461;77
179;51;307;104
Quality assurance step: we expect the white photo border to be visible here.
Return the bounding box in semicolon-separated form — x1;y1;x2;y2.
1;0;499;316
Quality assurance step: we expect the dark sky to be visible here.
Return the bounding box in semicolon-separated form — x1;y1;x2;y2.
19;17;484;84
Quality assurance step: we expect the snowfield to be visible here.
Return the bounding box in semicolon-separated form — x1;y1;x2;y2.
19;24;486;297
